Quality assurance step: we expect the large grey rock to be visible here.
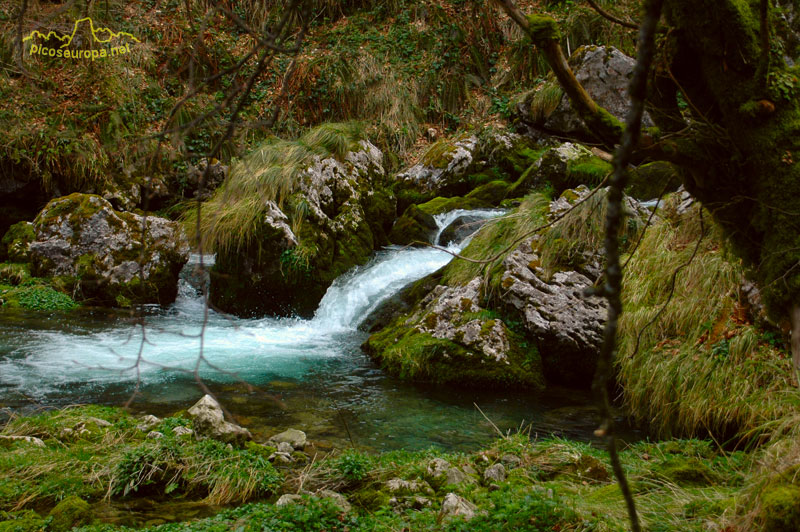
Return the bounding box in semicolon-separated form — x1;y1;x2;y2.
187;158;228;200
363;274;545;388
187;394;252;445
439;493;477;521
515;46;654;140
397;131;537;198
28;193;189;306
498;239;607;386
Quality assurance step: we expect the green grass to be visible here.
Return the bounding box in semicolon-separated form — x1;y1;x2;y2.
617;198;795;442
0;406;281;512
187;122;365;255
441;193;551;287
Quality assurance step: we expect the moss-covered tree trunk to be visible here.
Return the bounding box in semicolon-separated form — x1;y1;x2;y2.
659;0;800;352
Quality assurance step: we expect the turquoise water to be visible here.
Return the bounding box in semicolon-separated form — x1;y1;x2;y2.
0;211;642;452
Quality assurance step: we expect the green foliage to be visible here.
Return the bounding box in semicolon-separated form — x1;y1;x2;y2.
335;450;371;483
14;286;78;311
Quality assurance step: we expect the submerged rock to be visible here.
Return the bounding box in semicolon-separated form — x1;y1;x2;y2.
187;395;252;445
437;214;487;246
27;193;189;307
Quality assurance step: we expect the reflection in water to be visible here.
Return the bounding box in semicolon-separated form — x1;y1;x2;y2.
0;210;641;452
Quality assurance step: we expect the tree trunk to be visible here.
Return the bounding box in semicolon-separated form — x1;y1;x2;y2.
792;304;800;386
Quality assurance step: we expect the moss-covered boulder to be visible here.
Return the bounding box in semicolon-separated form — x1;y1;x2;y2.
417;196;491;216
465;180;510;205
626;161;681;200
529;142;612;196
395;130;541;202
388;205;438;247
363;277;544;388
27;194;189;307
48;496;91;532
210;133;395;317
0;222;34;263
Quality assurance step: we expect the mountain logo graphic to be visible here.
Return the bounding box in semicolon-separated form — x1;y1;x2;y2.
24;17;140;61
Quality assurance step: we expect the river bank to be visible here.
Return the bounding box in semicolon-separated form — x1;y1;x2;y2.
0;404;763;532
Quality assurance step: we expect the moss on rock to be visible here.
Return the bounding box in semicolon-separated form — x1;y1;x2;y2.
388;205;439;247
417;196;491;216
48;496;91;532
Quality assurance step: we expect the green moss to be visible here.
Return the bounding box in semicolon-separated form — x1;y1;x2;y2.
420;139;458;169
48;496;91;532
525;15;561;44
417;196;491;216
759;484;800;532
653;457;719;486
388;205;438;246
0;510;45;532
0;223;34;263
465;181;510;205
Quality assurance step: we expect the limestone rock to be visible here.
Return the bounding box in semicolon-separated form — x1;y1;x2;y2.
501;454;522;469
276;494;303;506
187;395;252;445
397;131;538;199
498;238;607;386
146;431;164;439
0;435;45;448
484;463;506;483
269;428;307;450
515;46;654;140
276;441;294;454
172;426;193;437
385;478;434;496
316;490;351;513
28;193;189;306
136;415;161;432
363;275;545;388
86;416;112;428
210;139;395;317
439;493;477;521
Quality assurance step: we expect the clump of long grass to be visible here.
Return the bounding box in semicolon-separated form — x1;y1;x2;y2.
188;121;365;255
617;200;794;441
442;193;550;287
538;187;643;277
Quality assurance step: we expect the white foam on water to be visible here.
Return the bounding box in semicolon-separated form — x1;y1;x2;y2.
0;209;504;396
